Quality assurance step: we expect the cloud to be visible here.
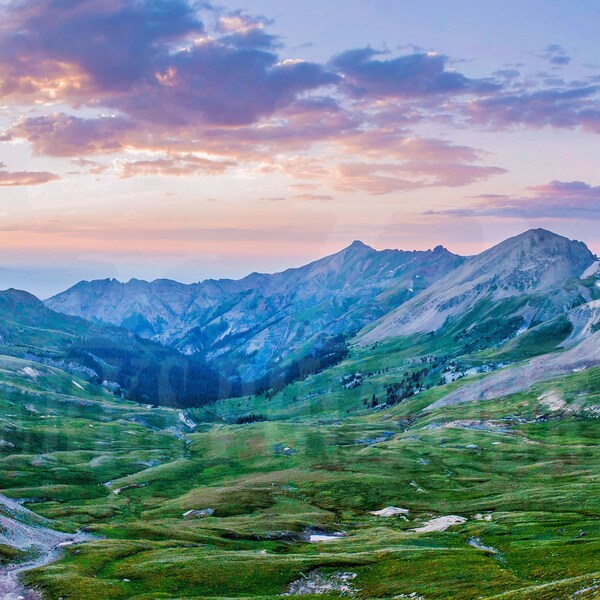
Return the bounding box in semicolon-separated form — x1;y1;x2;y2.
465;85;600;132
71;158;108;175
330;47;498;99
0;0;205;93
425;180;600;220
292;193;334;202
217;10;279;49
0;0;337;129
332;160;505;194
117;154;234;177
0;162;59;186
6;114;134;156
2;0;595;194
538;44;571;66
339;131;483;162
265;134;506;194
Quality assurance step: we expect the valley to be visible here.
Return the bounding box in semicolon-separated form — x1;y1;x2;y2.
0;228;598;599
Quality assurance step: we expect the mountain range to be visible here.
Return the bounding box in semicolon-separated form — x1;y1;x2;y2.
45;229;599;383
0;227;595;408
46;241;464;381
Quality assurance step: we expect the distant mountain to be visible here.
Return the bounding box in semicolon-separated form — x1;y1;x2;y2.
47;241;465;380
360;229;597;344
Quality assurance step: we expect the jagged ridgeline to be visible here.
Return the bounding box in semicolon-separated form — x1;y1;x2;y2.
46;241;464;383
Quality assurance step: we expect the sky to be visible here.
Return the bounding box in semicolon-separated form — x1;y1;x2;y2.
0;0;599;298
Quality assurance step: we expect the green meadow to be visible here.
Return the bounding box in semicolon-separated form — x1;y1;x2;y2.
0;348;598;599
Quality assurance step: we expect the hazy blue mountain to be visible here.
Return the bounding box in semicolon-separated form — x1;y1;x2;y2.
47;241;465;380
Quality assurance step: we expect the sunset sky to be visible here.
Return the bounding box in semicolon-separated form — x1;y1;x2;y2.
1;0;599;297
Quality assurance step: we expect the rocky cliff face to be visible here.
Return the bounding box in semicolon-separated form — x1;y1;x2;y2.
360;229;596;344
46;242;464;380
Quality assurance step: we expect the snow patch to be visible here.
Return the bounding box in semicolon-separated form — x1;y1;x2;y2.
308;533;346;543
19;367;42;380
580;260;600;279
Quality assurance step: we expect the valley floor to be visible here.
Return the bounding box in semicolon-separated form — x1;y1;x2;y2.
0;354;599;599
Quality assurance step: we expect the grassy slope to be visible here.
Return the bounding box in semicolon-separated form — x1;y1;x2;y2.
0;352;596;599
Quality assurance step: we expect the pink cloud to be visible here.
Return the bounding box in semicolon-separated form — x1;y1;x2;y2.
2;0;598;195
0;162;59;186
118;154;234;177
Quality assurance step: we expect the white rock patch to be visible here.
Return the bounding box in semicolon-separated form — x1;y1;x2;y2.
412;515;467;533
539;390;566;412
370;506;409;517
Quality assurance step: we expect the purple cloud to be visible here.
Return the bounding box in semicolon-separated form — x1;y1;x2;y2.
0;0;204;91
330;48;498;99
466;86;600;132
115;42;338;127
538;44;571;67
6;114;135;156
0;0;337;129
426;180;600;220
2;0;597;194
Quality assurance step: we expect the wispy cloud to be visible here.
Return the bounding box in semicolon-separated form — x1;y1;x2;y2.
0;162;59;186
118;154;234;178
537;44;571;67
426;180;600;220
465;86;600;132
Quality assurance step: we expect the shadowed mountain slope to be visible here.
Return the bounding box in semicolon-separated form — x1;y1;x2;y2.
0;288;225;407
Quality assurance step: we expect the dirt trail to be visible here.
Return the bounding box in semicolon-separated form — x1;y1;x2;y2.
0;493;92;599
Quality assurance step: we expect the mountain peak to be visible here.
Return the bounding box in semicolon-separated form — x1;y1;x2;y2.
509;227;582;246
517;227;560;240
346;240;373;251
360;228;595;344
490;228;593;262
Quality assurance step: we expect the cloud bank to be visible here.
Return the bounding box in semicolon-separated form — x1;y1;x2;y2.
0;0;599;203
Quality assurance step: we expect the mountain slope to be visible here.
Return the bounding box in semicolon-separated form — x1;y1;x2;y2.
47;242;465;380
360;229;597;344
0;288;225;407
427;329;600;410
